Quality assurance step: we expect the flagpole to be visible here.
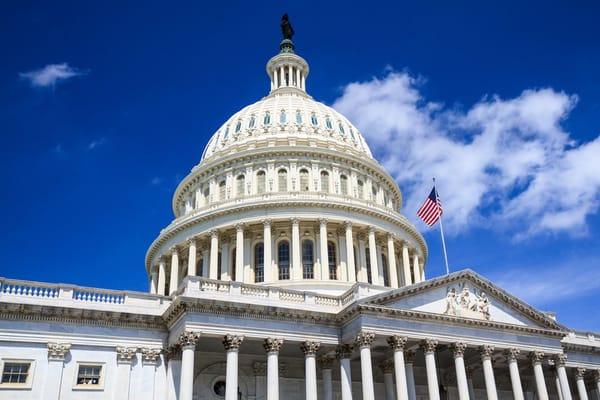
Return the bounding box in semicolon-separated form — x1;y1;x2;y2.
433;177;450;275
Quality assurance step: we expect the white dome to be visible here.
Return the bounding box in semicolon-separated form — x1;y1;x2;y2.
200;89;373;161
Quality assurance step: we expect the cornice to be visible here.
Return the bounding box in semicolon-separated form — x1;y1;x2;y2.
146;197;427;271
0;302;167;331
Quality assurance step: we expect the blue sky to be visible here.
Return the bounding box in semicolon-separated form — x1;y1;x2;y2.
1;1;600;331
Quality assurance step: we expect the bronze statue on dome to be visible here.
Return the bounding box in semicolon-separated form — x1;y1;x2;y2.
281;14;294;40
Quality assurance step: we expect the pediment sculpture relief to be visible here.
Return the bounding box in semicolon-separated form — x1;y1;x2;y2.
443;285;491;320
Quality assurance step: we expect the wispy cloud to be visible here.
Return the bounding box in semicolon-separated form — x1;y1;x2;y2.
87;137;106;150
333;70;600;238
492;261;600;306
19;63;86;88
150;177;163;185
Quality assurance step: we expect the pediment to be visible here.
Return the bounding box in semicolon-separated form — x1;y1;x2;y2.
363;269;564;331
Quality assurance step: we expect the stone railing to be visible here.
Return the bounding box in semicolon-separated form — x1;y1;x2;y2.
0;277;169;314
180;276;385;312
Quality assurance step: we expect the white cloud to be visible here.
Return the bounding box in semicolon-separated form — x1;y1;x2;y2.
19;63;85;88
333;71;600;237
492;262;600;306
88;137;106;150
150;177;163;185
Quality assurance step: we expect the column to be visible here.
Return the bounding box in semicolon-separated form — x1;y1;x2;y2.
319;219;329;280
140;348;161;399
345;222;356;282
387;335;409;400
412;254;420;283
150;268;158;294
594;371;600;400
356;331;376;400
480;345;498;400
576;368;589;400
292;218;302;280
254;362;267;400
263;220;273;283
318;357;334;400
221;238;230;280
386;235;399;288
45;343;71;399
201;246;209;278
376;245;385;285
367;227;380;285
466;367;476;400
421;339;440;400
336;344;354;400
178;331;200;400
169;247;179;295
553;367;564;400
405;350;417;400
358;235;368;283
158;257;167;295
264;338;283;400
530;352;549;400
379;360;395;400
452;342;469;400
338;228;348;281
114;347;136;400
506;348;525;400
210;230;219;279
187;238;197;276
235;224;244;282
554;355;573;400
280;66;285;87
402;242;412;286
223;335;244;400
165;346;181;400
296;68;300;89
301;341;321;400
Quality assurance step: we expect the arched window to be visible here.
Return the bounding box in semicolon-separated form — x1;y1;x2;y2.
256;171;266;194
340;175;348;195
320;171;330;193
249;115;256;128
278;241;290;280
381;254;389;287
310;113;318;126
296;110;302;124
254;243;264;283
302;240;314;279
327;241;337;280
236;175;245;197
219;180;226;201
325;117;333;130
235;121;241;134
264;112;271;126
357;180;364;199
279;110;287;124
277;169;288;192
365;248;372;284
299;169;309;192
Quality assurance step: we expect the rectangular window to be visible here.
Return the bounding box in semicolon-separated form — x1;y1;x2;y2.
2;362;30;384
76;364;102;386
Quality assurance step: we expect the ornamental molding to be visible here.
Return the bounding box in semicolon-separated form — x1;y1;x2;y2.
355;331;375;348
300;341;321;356
223;334;244;351
335;344;354;359
141;347;162;364
387;335;407;351
48;342;71;361
263;338;284;354
116;346;137;363
443;286;491;321
0;303;167;331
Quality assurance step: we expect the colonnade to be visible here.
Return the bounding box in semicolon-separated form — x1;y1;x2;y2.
150;219;425;295
168;331;598;400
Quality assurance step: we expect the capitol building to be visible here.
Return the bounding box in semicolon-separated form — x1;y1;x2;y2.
1;19;600;400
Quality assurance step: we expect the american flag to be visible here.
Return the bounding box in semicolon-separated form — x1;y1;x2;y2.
417;186;443;226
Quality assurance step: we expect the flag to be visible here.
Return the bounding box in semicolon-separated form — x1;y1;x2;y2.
417;186;443;226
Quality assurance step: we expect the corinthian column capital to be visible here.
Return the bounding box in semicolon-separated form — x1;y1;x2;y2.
178;330;200;348
505;348;520;361
529;351;545;364
223;334;244;351
480;345;495;360
387;335;407;351
116;346;137;364
263;338;283;354
420;339;438;354
355;331;375;349
300;341;321;356
452;342;467;358
48;343;71;361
